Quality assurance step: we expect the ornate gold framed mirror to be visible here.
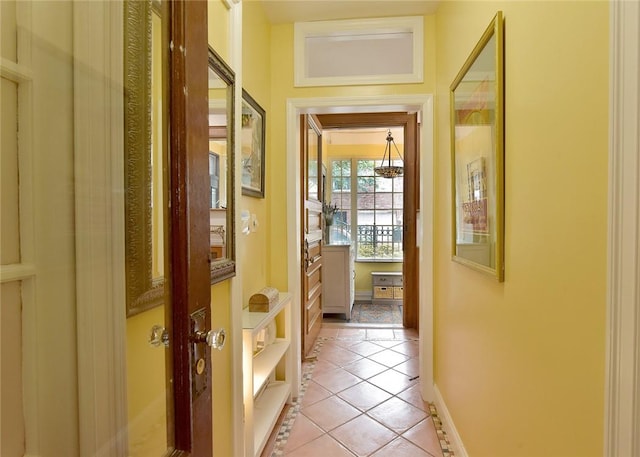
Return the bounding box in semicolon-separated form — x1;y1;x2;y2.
124;10;236;317
207;46;236;283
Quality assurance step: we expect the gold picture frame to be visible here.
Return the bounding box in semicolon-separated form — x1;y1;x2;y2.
450;11;504;281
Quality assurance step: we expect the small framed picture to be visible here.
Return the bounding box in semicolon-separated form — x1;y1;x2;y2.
241;89;266;198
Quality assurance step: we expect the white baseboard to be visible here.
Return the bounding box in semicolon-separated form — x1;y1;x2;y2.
354;290;372;302
434;384;469;457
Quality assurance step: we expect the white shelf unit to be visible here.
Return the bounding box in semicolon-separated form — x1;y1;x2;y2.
242;293;293;457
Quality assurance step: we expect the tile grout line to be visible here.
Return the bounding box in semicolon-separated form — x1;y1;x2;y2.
270;335;455;457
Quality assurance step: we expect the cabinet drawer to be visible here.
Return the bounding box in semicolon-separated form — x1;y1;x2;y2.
372;273;402;285
372;275;393;286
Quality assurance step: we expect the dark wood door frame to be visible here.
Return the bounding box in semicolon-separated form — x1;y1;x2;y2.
316;112;419;329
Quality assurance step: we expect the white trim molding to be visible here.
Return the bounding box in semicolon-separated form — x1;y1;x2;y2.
605;1;640;456
286;94;434;401
73;2;128;456
433;385;468;457
294;16;424;87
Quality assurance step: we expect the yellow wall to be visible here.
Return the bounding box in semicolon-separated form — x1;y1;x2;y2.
241;0;271;304
207;3;234;456
208;1;273;454
208;0;230;63
126;306;167;456
434;2;608;456
268;16;437;291
210;280;233;456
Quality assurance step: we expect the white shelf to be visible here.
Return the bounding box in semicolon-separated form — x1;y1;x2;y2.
253;382;291;457
252;339;289;397
242;292;292;332
242;291;293;457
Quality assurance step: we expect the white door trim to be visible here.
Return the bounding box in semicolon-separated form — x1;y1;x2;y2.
285;94;434;399
605;0;640;455
74;2;128;456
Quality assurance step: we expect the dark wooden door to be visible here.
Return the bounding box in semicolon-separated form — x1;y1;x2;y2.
168;0;213;455
301;114;324;357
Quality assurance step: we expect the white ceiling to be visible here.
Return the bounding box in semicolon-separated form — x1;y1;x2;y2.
257;0;440;24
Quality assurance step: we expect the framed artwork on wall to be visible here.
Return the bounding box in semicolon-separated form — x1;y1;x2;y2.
450;11;505;281
241;89;266;198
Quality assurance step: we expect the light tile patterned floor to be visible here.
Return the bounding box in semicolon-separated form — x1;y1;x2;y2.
268;326;454;457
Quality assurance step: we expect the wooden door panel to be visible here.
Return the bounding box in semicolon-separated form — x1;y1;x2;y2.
306;210;322;235
301;114;324;358
168;0;213;454
305;264;322;300
305;294;322;347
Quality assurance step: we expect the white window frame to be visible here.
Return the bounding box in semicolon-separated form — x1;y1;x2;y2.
330;158;404;262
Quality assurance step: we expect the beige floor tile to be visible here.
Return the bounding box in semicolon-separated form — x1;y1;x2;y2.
390;340;419;357
311;368;362;394
370;339;403;349
342;357;388;380
285;434;356;457
331;414;397;456
282;413;326;454
318;346;363;367
367;396;427;433
393;357;420;378
300;380;332;408
346;341;385;357
336;328;367;339
337;381;392;411
271;323;448;457
366;329;396;340
396;383;430;412
402;417;444;457
301;395;360;431
370;436;432;457
393;328;419;340
367;348;410;368
310;359;339;376
367;368;416;395
318;328;340;338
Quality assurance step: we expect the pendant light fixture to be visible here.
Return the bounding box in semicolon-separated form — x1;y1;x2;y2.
374;130;404;178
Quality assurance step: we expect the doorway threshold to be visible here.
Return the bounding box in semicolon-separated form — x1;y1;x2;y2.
321;321;403;329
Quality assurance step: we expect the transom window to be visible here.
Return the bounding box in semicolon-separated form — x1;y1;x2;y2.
330;159;403;261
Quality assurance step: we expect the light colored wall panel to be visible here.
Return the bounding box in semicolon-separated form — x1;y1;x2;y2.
1;280;25;457
434;2;608;455
1;0;17;62
1;78;21;265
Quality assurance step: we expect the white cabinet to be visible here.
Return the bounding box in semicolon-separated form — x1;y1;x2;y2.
322;244;355;320
242;293;293;457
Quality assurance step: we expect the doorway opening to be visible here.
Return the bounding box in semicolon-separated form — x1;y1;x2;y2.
286;94;434;399
315;113;419;332
321;125;407;327
285;94;435;402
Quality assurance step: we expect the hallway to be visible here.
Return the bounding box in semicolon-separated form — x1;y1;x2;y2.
267;326;451;456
